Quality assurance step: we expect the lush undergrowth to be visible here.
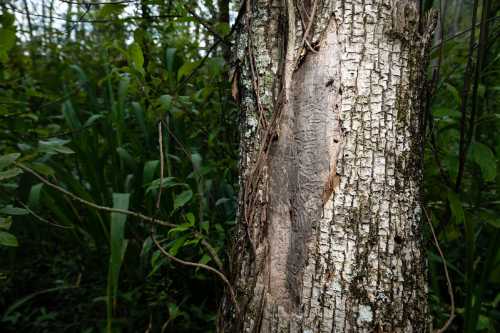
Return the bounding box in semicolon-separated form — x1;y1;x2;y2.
0;0;499;332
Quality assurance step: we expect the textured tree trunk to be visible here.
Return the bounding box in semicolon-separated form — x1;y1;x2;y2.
222;0;437;332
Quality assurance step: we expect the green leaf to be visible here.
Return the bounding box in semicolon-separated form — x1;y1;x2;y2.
28;183;44;211
444;82;461;104
447;191;465;224
97;3;126;18
0;230;18;247
168;235;188;256
0;216;12;230
145;177;185;195
432;107;461;119
177;61;201;81
116;147;136;168
83;114;104;127
173;190;193;211
143;160;159;186
129;42;144;70
159;95;173;111
165;48;177;73
0;28;15;57
39;138;74;155
30;163;55;176
131;102;149;142
184;213;195;225
110;193;130;295
168;223;192;235
0;205;28;215
62;100;82;130
1;12;15;26
0;153;20;170
486;218;500;228
470;142;497;182
0;168;21;181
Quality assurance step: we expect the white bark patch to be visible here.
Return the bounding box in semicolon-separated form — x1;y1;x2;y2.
357;305;374;325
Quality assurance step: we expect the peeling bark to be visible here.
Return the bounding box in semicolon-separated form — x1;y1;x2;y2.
221;1;437;332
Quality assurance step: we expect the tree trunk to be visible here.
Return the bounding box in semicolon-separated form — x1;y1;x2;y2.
222;0;437;332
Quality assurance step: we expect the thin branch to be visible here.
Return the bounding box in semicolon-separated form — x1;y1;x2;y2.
151;230;240;315
17;200;74;229
176;38;223;92
432;15;500;50
299;0;318;54
15;162;176;228
16;160;227;286
424;208;455;333
182;4;230;46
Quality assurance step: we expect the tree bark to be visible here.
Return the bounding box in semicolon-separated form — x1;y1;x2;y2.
222;0;437;332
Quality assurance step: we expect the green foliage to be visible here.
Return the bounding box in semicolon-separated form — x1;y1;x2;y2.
0;2;236;332
425;1;500;331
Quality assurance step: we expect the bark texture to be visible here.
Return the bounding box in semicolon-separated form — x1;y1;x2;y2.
222;0;437;332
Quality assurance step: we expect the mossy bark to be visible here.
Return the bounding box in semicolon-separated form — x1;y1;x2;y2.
221;1;437;332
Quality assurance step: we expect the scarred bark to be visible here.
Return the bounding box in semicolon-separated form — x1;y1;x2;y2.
221;1;437;332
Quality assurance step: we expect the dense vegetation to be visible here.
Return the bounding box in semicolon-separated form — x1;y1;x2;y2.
0;0;498;332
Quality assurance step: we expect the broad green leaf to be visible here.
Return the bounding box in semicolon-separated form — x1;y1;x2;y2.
1;12;15;26
116;147;136;168
39;138;74;155
28;183;44;210
0;216;12;230
0;153;20;170
177;61;201;81
199;254;211;265
168;235;188;256
159;95;172;111
0;205;28;215
165;48;176;73
447;191;464;224
107;192;130;329
146;177;185;194
131;102;149;142
191;153;202;170
444;82;461;104
143;160;159;186
109;193;130;297
30;163;55;176
486;218;500;228
0;28;15;51
0;230;18;247
0;168;21;181
97;3;126;18
168;223;192;235
129;42;144;70
83;114;104;127
116;76;130;124
62;100;82;130
470;142;497;181
173;190;193;211
432;107;461;119
184;213;195;225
